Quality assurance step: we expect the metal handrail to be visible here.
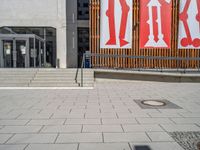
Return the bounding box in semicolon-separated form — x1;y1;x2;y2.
76;53;200;87
82;53;200;73
75;54;85;87
80;54;85;87
88;53;200;61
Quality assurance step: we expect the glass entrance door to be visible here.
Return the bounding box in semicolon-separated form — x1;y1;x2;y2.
0;33;45;68
1;39;29;68
3;40;13;68
16;40;26;68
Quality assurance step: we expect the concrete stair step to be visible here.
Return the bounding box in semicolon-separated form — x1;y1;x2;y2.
0;69;94;87
29;83;79;87
34;78;94;81
0;83;29;87
0;73;35;75
36;73;93;75
31;81;93;84
35;75;93;78
0;80;31;82
0;70;37;72
0;77;33;79
34;76;93;79
30;81;77;84
0;77;32;79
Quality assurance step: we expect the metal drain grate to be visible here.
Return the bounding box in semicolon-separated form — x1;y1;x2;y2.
134;99;182;109
169;132;200;150
133;145;151;150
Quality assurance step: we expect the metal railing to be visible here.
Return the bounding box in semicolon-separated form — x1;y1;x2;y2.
75;53;200;87
75;55;85;87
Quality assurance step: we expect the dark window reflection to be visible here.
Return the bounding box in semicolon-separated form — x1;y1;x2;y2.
78;27;89;67
77;0;89;20
0;27;57;67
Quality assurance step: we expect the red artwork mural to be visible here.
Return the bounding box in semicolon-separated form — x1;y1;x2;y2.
100;0;132;48
178;0;200;49
106;0;116;45
139;0;172;48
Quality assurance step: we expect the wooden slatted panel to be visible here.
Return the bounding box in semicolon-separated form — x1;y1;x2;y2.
89;0;200;69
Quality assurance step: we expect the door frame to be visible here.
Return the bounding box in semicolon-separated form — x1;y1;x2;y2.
0;34;45;68
0;37;29;68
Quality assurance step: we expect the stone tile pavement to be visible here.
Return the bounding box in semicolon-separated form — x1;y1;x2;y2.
0;80;199;150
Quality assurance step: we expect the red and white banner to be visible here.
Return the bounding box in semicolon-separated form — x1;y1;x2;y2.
178;0;200;49
100;0;132;48
139;0;172;48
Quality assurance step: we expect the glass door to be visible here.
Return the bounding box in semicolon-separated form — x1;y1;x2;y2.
3;40;13;68
16;40;26;68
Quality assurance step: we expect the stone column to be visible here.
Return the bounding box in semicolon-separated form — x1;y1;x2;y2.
56;26;67;68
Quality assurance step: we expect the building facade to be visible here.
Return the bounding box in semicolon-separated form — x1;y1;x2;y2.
1;0;200;69
0;0;89;68
90;0;200;69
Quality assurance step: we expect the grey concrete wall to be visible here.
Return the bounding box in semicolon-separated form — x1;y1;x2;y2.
0;0;67;68
66;0;78;68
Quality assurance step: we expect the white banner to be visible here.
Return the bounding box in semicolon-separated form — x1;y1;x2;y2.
100;0;132;49
178;0;200;49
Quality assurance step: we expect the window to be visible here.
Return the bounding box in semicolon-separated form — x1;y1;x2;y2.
77;0;89;20
0;27;57;67
78;28;89;67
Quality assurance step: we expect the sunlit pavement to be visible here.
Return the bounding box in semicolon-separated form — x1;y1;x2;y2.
0;80;200;150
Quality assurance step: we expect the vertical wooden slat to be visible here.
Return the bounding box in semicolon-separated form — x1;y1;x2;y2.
90;0;200;69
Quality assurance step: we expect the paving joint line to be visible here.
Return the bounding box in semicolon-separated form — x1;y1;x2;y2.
54;133;60;144
77;143;80;150
4;133;15;144
145;131;153;142
23;144;29;150
25;119;32;126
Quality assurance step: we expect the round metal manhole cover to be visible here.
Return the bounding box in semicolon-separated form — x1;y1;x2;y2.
197;142;200;150
141;100;166;106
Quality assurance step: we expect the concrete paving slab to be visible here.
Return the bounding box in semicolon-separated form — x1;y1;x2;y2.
160;124;200;132
41;125;82;133
0;120;29;126
0;134;13;144
27;119;65;126
0;81;199;149
79;143;131;150
103;132;150;142
0;144;27;150
123;125;164;132
65;119;101;125
7;134;57;144
25;144;78;150
147;132;174;142
0;126;42;134
56;133;102;143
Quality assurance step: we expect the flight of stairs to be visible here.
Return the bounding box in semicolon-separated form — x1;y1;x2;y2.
0;69;94;87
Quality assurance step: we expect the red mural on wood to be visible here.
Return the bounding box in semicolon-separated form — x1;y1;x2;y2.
179;0;200;48
100;0;132;48
139;0;172;48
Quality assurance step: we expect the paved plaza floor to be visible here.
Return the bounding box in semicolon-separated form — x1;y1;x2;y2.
0;80;200;150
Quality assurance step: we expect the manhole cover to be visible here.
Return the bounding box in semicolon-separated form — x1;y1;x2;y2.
134;99;182;109
141;100;166;106
197;142;200;150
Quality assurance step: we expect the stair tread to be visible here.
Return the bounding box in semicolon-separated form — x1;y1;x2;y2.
0;69;94;87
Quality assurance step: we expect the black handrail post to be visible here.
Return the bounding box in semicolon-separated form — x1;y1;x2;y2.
81;53;85;87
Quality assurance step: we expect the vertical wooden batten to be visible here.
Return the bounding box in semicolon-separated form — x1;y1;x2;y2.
89;0;200;69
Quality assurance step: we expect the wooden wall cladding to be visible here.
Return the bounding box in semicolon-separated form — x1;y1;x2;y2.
89;0;200;69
